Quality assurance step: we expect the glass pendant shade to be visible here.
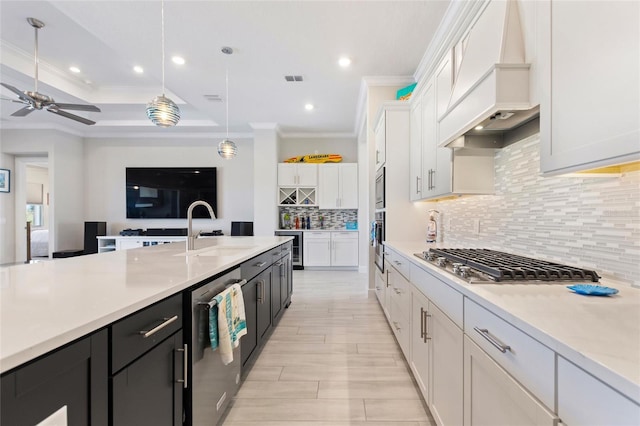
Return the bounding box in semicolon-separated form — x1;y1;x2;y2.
147;95;180;127
218;139;237;159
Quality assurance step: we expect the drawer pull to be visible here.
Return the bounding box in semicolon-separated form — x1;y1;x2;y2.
254;261;267;267
139;315;178;338
383;252;390;256
474;327;511;353
176;344;188;388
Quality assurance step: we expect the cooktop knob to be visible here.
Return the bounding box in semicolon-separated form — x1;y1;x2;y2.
436;257;447;267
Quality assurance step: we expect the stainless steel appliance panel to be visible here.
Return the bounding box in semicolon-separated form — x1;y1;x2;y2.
189;268;242;426
374;211;385;272
275;230;303;269
375;167;385;209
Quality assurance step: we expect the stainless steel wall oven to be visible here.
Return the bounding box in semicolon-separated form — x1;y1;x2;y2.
375;167;385;210
374;211;385;272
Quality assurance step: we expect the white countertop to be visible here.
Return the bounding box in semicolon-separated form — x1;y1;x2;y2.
0;236;292;374
385;241;640;404
276;229;358;232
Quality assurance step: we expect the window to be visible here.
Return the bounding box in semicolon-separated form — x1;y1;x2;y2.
26;204;43;227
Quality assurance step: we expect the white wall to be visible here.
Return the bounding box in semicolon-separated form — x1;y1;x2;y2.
83;137;254;236
0;150;15;264
1;129;83;261
254;128;278;236
279;136;357;162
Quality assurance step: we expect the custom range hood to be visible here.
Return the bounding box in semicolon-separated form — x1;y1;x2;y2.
438;0;539;149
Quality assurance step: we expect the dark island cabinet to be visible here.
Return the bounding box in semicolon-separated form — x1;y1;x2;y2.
110;293;184;426
241;267;272;366
0;329;108;426
112;331;184;426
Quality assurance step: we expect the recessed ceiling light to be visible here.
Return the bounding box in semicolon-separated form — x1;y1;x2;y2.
338;57;351;68
172;56;185;65
305;103;314;111
133;65;144;74
475;125;484;130
69;66;81;73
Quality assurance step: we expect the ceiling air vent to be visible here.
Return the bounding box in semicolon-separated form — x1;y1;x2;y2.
203;94;222;102
284;75;303;82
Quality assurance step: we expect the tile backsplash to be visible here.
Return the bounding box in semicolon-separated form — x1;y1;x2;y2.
278;207;357;230
432;134;640;287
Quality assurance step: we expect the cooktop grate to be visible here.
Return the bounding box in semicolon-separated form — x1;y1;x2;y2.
428;248;600;282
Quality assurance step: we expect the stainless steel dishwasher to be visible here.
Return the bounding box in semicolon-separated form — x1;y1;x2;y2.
186;267;245;426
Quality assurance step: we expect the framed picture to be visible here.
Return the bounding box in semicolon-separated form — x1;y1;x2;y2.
0;169;10;193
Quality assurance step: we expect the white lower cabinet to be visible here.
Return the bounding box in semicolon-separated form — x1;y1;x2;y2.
430;302;463;426
374;267;389;319
388;265;411;357
464;336;557;426
303;231;358;267
410;289;430;402
303;232;331;266
557;357;640;426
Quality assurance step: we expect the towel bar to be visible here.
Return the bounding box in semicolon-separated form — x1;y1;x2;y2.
198;279;247;308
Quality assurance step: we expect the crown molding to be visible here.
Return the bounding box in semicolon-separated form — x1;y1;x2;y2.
279;132;356;140
83;131;254;139
0;121;86;137
361;75;415;87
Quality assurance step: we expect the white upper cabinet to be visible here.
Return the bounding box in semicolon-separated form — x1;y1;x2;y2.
375;117;386;170
277;163;318;186
539;0;640;175
409;95;424;201
318;163;358;209
417;73;494;201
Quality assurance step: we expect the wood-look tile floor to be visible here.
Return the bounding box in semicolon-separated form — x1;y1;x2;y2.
222;270;435;426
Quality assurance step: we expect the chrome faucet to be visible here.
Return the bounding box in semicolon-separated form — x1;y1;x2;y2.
186;200;216;251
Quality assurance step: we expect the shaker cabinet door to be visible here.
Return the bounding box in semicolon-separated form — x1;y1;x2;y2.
112;331;183;426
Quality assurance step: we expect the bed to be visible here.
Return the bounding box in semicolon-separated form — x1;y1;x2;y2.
30;229;49;257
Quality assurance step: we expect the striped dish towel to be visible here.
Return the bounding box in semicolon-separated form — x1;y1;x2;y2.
208;283;247;365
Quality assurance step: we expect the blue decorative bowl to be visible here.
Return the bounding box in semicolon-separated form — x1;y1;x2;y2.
567;284;619;296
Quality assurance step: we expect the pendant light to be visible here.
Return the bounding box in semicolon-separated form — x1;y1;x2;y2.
146;0;180;127
218;47;237;159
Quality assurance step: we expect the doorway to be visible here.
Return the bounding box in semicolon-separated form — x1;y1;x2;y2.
14;156;50;262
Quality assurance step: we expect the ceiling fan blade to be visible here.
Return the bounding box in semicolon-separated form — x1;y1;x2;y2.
11;106;35;117
47;108;96;125
53;103;101;112
1;82;34;103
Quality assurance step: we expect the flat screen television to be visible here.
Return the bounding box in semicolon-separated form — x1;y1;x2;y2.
126;167;217;219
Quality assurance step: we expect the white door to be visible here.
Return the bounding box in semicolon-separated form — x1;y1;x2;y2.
277;164;298;186
331;232;358;266
463;336;557;426
338;164;358;209
296;164;318;186
304;235;331;266
409;99;423;201
430;302;463;426
318;164;339;209
410;289;430;402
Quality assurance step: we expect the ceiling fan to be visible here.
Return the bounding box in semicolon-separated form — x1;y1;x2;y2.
1;17;101;125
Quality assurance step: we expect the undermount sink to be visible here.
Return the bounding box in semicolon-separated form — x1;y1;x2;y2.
174;245;256;257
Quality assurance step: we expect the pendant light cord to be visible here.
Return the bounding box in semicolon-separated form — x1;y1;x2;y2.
161;0;166;96
226;67;229;139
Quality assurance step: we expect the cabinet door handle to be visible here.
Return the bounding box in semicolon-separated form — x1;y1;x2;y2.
176;343;188;388
257;280;263;303
416;176;421;194
420;307;425;339
376;150;380;163
473;327;511;353
393;321;401;331
255;261;267;267
423;310;431;343
139;315;178;338
262;279;266;302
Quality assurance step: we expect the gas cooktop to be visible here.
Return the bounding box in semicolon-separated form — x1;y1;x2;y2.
414;248;600;284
